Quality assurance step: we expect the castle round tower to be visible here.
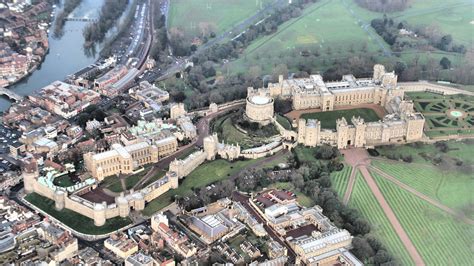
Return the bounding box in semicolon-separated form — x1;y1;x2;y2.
93;202;107;226
54;190;66;211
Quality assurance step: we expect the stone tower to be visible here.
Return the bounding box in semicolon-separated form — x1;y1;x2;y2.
93;202;107;227
336;117;350;149
203;134;218;160
168;172;179;189
351;116;367;148
22;157;39;194
116;193;130;218
373;64;386;83
297;119;307;144
54;189;66;211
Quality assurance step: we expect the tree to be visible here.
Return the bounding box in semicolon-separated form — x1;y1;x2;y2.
440;57;451;69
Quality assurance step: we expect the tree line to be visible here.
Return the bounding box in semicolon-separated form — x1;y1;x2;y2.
53;0;83;38
355;0;411;13
82;0;129;47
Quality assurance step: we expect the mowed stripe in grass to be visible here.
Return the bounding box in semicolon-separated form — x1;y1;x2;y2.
349;172;414;266
372;160;473;214
372;172;474;265
330;164;351;199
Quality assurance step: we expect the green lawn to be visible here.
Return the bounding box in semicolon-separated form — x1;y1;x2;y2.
330;164;351;198
393;0;473;45
349;172;414;266
225;0;385;74
276;114;292;130
168;0;272;38
301;108;381;129
140;169;167;189
25;193;131;235
53;175;75;188
372;172;474;265
371;160;474;218
294;145;318;165
374;139;474;165
142;158;264;216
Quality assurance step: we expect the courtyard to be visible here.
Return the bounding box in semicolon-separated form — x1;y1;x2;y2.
295;107;382;129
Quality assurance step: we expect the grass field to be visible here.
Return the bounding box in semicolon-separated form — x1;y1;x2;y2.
349;172;414;265
372;172;474;265
301;108;380;129
222;0;472;76
330;164;351;198
372;160;474;218
226;0;385;74
142;158;264;216
25;193;131;234
375;139;474;165
168;0;272;38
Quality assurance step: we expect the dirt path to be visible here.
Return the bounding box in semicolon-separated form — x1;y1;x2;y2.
341;149;371;204
370;166;474;225
359;165;425;266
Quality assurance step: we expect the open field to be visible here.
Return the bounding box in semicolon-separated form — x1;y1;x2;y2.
330;164;351;198
372;172;474;265
142;158;264;216
375;139;474;164
348;172;413;265
300;108;380;129
25;193;131;234
225;0;385;74
371;160;473;218
222;0;472;77
168;0;272;38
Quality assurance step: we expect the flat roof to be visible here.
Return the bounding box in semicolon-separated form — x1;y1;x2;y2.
250;95;271;105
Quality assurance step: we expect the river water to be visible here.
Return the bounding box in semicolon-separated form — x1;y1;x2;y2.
0;0;104;111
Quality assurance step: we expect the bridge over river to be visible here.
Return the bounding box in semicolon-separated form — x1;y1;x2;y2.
0;88;23;102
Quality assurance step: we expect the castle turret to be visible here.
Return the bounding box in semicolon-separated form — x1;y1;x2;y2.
203;134;218;160
22;157;39;194
351;116;367;148
93;202;107;227
54;190;66;211
336;117;350;149
116;193;130;218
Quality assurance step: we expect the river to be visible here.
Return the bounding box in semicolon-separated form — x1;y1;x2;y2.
0;0;104;112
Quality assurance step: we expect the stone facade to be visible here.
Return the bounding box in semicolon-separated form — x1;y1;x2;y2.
170;103;187;120
245;94;275;125
83;142;159;181
248;65;425;149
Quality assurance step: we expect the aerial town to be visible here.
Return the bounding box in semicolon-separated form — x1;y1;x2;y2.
0;0;472;265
